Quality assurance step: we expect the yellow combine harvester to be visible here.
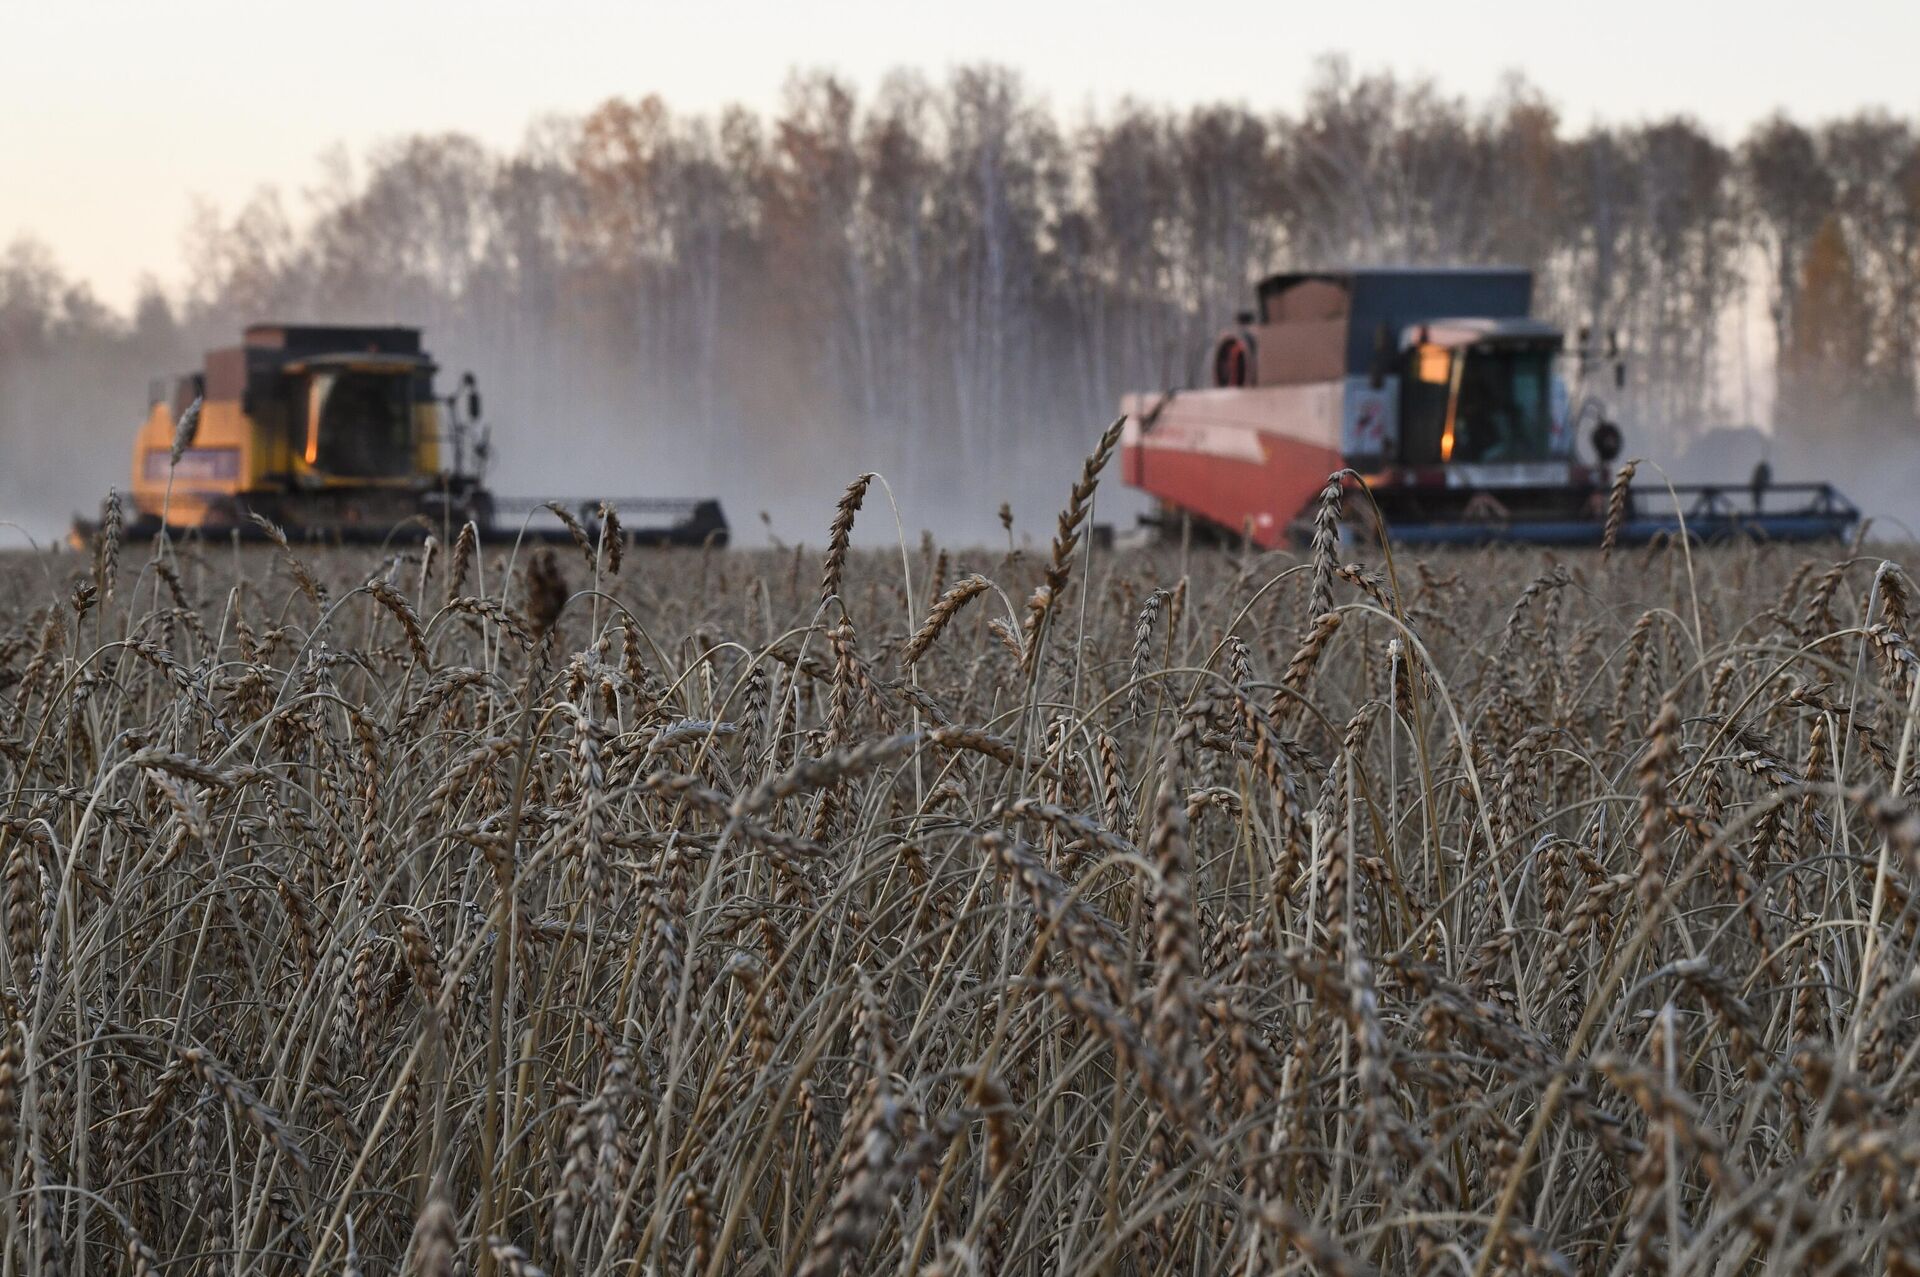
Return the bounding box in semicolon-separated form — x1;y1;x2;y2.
83;322;728;546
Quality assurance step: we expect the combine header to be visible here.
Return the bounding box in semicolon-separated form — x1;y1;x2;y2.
78;323;728;548
1121;268;1857;547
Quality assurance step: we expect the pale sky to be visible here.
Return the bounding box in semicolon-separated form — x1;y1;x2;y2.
5;0;1915;311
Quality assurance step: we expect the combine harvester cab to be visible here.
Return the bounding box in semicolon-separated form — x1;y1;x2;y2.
1120;268;1857;548
83;322;727;548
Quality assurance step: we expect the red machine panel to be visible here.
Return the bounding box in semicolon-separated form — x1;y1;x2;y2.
1121;386;1343;548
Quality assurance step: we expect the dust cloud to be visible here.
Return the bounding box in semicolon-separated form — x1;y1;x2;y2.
8;327;1914;555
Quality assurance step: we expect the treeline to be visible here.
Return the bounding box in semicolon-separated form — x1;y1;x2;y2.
3;59;1917;538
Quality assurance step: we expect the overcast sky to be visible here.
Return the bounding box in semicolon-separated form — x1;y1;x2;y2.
5;0;1914;310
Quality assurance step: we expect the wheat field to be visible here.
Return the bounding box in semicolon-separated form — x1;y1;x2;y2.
3;436;1919;1275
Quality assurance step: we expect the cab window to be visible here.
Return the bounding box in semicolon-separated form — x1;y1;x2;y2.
1400;345;1454;464
1399;342;1557;466
303;371;414;477
1451;347;1555;463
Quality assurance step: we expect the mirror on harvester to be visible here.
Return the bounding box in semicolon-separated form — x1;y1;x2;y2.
459;372;482;422
1591;419;1623;464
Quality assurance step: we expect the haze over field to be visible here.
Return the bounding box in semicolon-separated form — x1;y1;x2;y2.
4;1;1919;544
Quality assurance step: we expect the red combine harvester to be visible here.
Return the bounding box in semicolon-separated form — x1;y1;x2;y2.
1120;267;1857;547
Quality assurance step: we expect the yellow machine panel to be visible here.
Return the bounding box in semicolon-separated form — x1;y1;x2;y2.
131;400;253;526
